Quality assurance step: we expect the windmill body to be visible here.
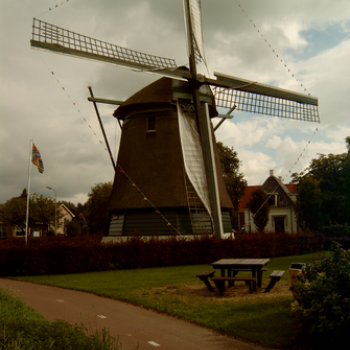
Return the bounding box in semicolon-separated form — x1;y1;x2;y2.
30;0;320;238
107;77;233;236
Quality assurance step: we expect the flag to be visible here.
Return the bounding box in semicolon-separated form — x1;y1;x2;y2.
32;143;44;173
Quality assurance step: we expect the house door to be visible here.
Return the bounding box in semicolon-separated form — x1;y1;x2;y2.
274;217;285;232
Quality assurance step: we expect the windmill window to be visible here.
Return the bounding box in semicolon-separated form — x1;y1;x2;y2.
147;117;156;132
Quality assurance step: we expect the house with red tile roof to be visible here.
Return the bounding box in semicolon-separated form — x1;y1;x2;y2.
238;170;298;233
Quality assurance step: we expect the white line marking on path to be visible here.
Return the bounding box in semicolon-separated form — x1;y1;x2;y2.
148;341;160;347
98;315;107;319
56;300;64;302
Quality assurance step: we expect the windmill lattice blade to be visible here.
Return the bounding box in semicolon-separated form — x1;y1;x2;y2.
188;0;206;64
214;87;320;122
31;18;177;71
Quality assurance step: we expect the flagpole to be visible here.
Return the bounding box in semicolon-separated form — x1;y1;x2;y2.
25;140;33;245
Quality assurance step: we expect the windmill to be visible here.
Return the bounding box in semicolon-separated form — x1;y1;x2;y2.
30;0;319;239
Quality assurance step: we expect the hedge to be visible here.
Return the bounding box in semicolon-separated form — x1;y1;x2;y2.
0;232;324;277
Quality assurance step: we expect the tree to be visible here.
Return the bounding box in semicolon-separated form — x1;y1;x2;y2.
217;142;240;176
246;188;269;232
216;142;247;224
0;190;57;234
31;194;58;228
292;137;350;230
0;196;28;233
294;177;323;231
85;182;113;234
346;136;350;155
65;219;82;237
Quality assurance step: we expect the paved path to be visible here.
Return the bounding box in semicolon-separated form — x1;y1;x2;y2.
0;278;268;350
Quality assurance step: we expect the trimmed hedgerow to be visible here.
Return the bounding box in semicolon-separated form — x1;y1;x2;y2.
0;232;323;276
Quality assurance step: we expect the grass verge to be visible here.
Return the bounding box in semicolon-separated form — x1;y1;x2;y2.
0;288;124;349
9;252;328;349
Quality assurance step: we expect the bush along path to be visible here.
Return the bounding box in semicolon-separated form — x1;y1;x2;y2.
290;242;350;348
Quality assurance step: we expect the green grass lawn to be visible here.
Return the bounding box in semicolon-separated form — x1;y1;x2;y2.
10;252;327;349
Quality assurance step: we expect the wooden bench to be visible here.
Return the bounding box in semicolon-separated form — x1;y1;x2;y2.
264;270;285;293
211;277;257;294
196;270;216;292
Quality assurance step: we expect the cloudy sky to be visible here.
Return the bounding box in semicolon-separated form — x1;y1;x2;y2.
1;0;349;205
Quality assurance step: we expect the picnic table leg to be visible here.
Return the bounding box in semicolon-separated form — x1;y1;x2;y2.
255;268;263;289
227;268;233;287
258;268;263;288
220;269;226;289
231;270;238;286
251;269;257;291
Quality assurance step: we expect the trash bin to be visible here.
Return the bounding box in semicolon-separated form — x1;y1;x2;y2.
289;263;305;285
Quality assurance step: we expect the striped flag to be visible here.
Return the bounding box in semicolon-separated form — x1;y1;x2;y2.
32;143;44;173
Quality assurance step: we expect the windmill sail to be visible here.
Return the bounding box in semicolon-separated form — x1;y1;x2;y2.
183;0;206;65
211;73;320;122
30;18;188;78
177;103;212;218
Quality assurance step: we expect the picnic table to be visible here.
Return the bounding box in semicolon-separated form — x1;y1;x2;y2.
211;258;270;292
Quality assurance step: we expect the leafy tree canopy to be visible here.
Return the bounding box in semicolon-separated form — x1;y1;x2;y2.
246;188;269;232
294;177;323;231
292;137;350;230
217;142;247;219
0;190;57;233
85;182;113;234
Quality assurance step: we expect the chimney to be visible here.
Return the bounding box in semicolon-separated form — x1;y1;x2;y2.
279;176;282;182
269;169;274;177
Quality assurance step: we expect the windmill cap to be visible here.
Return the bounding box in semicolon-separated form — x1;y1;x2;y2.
113;77;218;120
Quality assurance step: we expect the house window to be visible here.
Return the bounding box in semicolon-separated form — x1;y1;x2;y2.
15;226;24;237
274;216;286;232
147;117;156;132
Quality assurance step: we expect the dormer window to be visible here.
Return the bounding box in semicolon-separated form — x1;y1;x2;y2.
268;193;281;206
147;117;156;132
268;194;277;206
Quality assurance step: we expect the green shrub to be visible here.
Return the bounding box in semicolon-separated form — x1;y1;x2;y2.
66;219;83;237
290;242;350;345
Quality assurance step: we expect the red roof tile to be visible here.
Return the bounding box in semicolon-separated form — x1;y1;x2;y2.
238;186;260;212
285;184;298;193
